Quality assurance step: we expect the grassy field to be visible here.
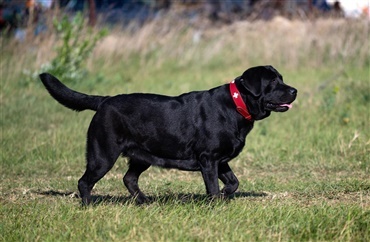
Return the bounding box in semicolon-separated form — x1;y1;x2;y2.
1;17;369;241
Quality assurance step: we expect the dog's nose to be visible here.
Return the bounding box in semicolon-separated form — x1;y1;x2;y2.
289;88;297;96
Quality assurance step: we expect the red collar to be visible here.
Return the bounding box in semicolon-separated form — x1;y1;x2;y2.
229;80;253;121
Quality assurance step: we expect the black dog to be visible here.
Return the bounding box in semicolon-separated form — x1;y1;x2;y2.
39;65;297;205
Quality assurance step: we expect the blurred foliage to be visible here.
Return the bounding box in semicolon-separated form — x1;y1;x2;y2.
35;12;108;83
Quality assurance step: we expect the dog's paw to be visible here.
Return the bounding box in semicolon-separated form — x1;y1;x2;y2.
135;194;150;205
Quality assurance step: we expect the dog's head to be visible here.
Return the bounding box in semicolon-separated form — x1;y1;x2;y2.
236;65;297;120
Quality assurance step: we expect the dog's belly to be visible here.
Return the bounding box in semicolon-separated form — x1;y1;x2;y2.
126;149;200;171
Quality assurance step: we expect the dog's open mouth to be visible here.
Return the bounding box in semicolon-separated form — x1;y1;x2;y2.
266;102;293;112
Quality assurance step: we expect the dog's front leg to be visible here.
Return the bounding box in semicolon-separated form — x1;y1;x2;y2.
199;158;220;196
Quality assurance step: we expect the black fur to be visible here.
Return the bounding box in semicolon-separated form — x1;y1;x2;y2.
39;65;297;205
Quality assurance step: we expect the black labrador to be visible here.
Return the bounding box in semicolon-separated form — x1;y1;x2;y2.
39;65;297;205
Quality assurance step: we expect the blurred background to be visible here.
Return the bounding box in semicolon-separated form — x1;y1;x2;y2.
1;1;369;38
1;0;369;82
1;0;370;32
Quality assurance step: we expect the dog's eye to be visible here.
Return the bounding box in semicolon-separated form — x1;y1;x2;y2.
271;79;278;84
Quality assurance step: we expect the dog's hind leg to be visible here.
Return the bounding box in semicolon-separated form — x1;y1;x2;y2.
123;160;151;204
218;162;239;196
78;126;122;205
78;153;120;205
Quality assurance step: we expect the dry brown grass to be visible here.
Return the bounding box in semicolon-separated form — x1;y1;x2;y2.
3;16;368;76
93;16;369;69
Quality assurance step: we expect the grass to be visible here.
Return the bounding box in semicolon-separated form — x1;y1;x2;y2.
1;16;369;241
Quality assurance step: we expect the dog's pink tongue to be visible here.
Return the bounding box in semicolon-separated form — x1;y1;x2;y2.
280;103;293;109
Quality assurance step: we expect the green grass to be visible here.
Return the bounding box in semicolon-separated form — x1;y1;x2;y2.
1;18;369;241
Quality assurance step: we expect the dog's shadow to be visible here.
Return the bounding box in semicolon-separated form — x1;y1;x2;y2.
33;190;268;206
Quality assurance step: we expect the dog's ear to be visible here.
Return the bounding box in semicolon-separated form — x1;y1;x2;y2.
239;67;263;97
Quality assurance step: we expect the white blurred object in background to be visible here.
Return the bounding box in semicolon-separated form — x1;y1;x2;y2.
327;0;369;18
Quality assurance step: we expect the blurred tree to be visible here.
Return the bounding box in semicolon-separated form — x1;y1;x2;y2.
87;0;96;26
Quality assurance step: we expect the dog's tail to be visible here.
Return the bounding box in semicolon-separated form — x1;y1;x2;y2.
39;73;108;112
